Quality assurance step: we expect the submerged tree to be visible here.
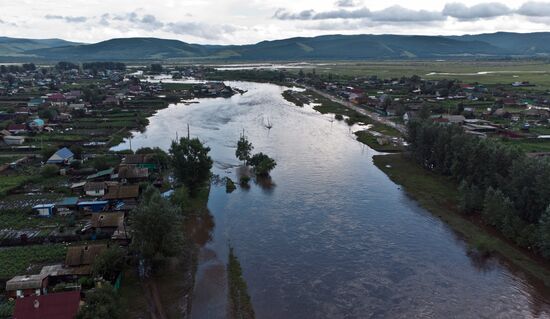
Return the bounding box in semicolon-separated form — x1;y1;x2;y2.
170;137;213;194
236;134;254;165
249;152;277;176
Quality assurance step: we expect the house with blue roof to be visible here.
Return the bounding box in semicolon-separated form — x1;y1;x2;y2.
77;201;109;213
32;204;55;217
46;147;74;165
29;118;45;131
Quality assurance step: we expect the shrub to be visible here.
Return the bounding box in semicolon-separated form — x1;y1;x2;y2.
226;178;237;193
239;176;250;186
40;164;59;178
249;153;277;176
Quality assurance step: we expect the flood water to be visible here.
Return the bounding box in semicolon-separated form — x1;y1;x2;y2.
114;81;550;318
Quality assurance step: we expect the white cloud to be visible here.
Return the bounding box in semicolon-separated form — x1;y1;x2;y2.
370;6;444;22
44;15;87;23
2;0;550;44
165;22;237;40
517;1;550;16
335;0;362;8
442;2;511;20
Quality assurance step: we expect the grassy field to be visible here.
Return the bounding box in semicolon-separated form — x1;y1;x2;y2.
354;131;402;153
502;138;550;153
0;209;66;229
288;60;550;90
373;153;550;286
0;244;67;279
0;175;37;197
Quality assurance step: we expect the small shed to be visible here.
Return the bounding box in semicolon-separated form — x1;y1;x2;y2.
77;200;108;213
6;274;49;298
123;154;157;170
91;212;124;236
64;244;107;275
104;184;140;201
70;181;87;194
32;204;55;217
84;182;107;197
117;165;149;182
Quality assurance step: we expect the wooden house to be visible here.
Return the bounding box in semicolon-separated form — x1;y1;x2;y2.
64;244;107;276
6;274;49;298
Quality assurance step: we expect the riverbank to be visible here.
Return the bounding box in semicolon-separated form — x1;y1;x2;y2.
228;248;255;319
119;184;211;318
373;153;550;286
281;88;404;152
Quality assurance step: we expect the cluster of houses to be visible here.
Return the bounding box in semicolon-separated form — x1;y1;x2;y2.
3;150;163;318
5;244;107;318
300;74;550;140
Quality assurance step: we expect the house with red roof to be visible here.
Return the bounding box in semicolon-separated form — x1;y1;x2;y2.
13;291;81;319
47;93;67;107
7;123;28;135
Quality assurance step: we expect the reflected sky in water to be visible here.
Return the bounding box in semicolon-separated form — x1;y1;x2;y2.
114;81;550;319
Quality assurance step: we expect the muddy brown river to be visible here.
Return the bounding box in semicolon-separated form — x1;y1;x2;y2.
114;81;550;318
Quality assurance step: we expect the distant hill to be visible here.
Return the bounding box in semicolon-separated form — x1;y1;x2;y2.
229;34;506;60
3;32;550;61
0;37;80;57
447;32;550;56
28;37;219;60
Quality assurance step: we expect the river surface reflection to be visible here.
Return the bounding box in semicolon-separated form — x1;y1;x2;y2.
114;81;550;319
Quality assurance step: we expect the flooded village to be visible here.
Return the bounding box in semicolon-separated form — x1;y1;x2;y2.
1;61;550;318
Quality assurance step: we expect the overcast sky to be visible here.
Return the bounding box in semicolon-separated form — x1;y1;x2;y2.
2;0;550;44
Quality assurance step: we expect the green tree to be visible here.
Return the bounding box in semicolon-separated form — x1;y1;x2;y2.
170;186;191;212
150;64;163;73
136;147;170;170
92;246;126;282
40;164;59;178
458;181;484;214
130;186;183;265
38;109;57;122
537;206;550;258
41;146;57;161
482;187;507;227
236;135;253;165
249;153;277;176
169;137;213;194
77;284;120;319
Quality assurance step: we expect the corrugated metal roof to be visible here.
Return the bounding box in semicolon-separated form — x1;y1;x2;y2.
6;274;48;291
13;291;80;319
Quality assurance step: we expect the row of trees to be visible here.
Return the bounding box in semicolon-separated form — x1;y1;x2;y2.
0;63;36;73
407;120;550;257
